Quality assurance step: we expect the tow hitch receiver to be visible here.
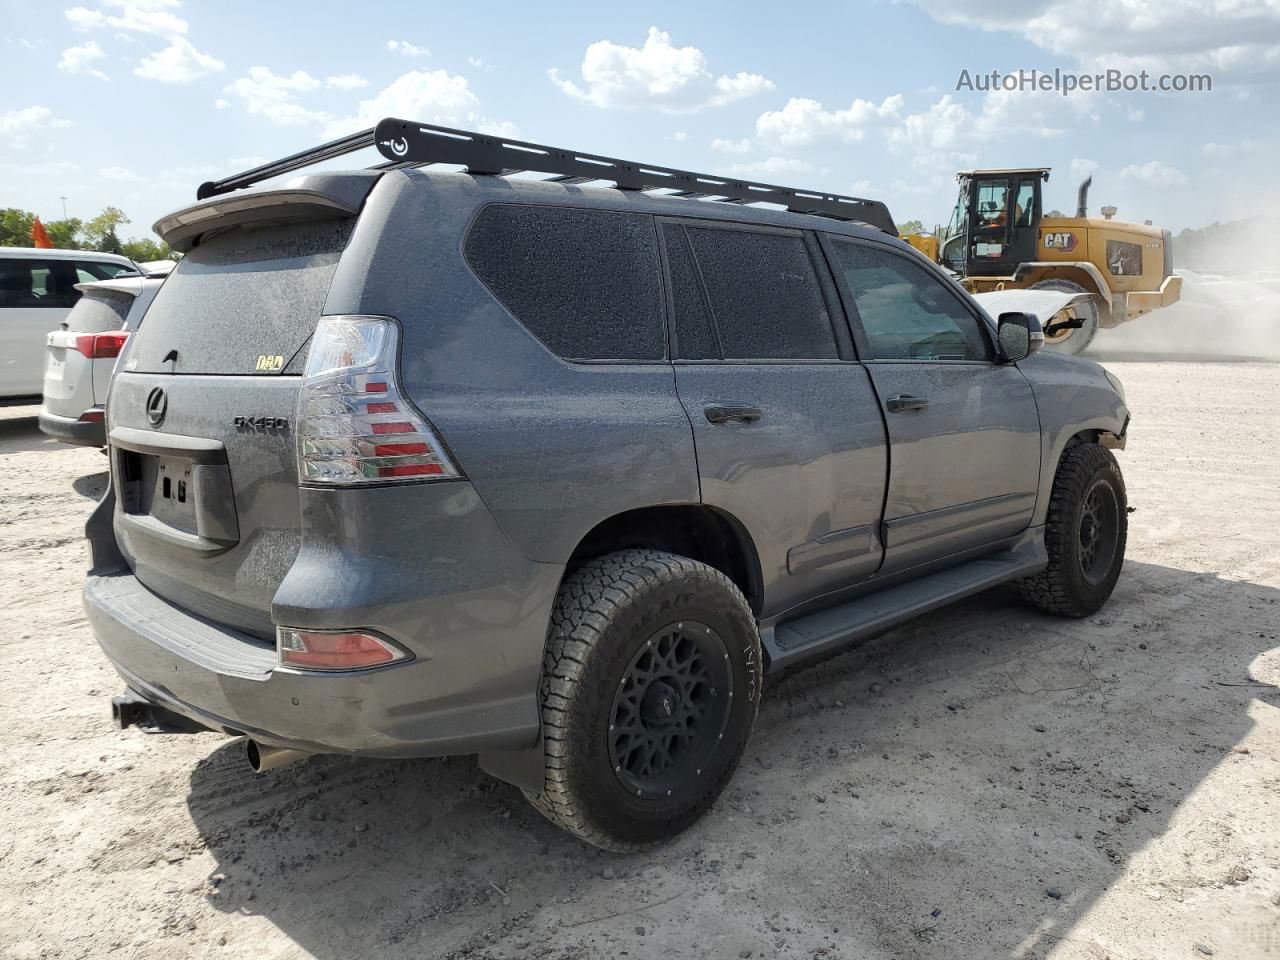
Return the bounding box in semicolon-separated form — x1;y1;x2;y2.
111;690;206;734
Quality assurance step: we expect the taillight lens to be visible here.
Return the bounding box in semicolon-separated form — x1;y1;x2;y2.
74;331;130;359
296;316;461;485
277;627;410;671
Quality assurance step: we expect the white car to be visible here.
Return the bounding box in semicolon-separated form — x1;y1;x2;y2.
1;248;141;403
38;275;165;446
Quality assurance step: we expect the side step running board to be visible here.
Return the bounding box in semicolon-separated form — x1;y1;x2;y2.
765;539;1047;672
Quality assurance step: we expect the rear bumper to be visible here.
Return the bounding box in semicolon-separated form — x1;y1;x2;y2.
39;407;105;446
1124;274;1183;319
85;570;548;758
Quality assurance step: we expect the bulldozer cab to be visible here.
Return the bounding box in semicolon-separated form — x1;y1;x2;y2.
940;168;1049;278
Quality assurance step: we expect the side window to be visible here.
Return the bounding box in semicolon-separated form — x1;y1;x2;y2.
464;204;665;361
0;259;79;308
831;241;992;362
670;224;837;360
76;261;139;282
1014;180;1036;227
660;224;719;360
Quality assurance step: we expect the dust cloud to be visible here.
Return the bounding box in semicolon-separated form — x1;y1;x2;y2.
1092;269;1280;361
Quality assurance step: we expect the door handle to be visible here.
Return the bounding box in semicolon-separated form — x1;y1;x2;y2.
886;394;929;413
704;404;762;425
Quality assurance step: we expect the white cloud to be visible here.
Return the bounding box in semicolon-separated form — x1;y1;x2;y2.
710;137;753;154
58;40;109;80
549;27;774;112
905;0;1280;80
1202;138;1264;157
0;105;72;147
324;68;516;139
214;97;229;109
325;74;368;90
467;55;494;72
97;165;142;181
756;95;904;148
134;36;223;83
225;67;325;125
66;0;187;37
1070;158;1100;183
387;40;430;57
669;130;688;142
1119;160;1189;186
727;156;815;177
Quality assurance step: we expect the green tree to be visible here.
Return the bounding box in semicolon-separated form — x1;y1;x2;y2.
44;218;84;249
0;208;36;246
84;206;130;254
121;237;173;263
896;219;926;235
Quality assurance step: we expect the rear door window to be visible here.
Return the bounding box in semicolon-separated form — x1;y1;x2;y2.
464;204;665;361
0;259;79;308
75;260;139;282
664;223;837;360
125;219;351;375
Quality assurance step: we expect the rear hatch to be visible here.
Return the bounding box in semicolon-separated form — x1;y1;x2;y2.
109;209;358;637
44;284;135;416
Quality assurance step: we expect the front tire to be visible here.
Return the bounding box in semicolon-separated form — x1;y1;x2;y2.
527;550;762;851
1017;442;1127;617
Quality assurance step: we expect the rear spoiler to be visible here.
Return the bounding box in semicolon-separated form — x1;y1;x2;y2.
152;172;381;252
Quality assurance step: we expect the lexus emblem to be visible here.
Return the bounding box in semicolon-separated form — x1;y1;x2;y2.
145;387;167;427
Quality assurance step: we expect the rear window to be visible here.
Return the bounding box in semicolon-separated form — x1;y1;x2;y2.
126;219;351;375
464;204;665;361
66;289;135;332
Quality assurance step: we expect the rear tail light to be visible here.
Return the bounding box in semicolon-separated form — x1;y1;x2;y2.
277;627;410;671
74;331;130;359
296;316;461;485
78;407;105;423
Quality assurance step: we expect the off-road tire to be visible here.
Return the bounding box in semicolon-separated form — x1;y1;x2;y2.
1017;442;1127;617
1031;278;1099;355
526;549;762;851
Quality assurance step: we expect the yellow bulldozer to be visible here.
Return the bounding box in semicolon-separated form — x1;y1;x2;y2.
902;168;1182;353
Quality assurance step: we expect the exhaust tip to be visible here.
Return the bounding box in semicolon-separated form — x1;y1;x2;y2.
245;738;308;774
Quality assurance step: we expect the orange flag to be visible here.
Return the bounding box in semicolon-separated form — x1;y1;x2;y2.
31;216;53;249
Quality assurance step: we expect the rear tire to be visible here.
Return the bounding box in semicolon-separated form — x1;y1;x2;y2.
1017;442;1127;617
1031;278;1099;355
527;549;762;851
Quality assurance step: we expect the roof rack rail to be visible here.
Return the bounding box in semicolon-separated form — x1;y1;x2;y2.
196;117;897;236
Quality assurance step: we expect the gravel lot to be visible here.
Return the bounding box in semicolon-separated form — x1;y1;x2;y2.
1;357;1277;960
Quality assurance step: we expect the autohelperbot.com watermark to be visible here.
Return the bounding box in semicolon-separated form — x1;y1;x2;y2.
957;68;1212;95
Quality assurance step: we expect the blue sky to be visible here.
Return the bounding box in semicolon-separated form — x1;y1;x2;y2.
2;0;1276;240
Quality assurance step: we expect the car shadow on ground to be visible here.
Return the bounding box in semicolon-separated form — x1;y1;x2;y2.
0;412;58;455
184;559;1279;958
72;470;109;500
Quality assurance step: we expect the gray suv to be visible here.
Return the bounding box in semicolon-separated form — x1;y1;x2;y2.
85;120;1130;851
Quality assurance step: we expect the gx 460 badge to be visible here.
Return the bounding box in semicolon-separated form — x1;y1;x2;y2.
255;354;285;372
233;416;289;432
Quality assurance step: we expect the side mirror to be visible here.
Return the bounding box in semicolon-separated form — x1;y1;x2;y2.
997;312;1044;362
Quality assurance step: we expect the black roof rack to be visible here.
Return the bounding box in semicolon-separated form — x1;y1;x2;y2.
195;117;897;236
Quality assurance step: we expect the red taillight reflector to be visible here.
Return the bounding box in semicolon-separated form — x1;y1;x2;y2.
78;409;105;423
364;381;389;393
371;421;414;435
366;402;398;413
277;628;408;671
73;331;129;359
373;442;429;456
378;463;444;478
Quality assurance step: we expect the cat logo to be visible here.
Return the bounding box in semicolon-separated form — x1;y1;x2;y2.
255;354;285;372
1043;231;1078;253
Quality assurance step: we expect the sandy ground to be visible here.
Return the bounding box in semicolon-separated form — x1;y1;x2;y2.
1;357;1278;960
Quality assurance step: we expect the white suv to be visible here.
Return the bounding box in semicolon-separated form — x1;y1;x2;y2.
39;274;165;446
1;248;141;403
